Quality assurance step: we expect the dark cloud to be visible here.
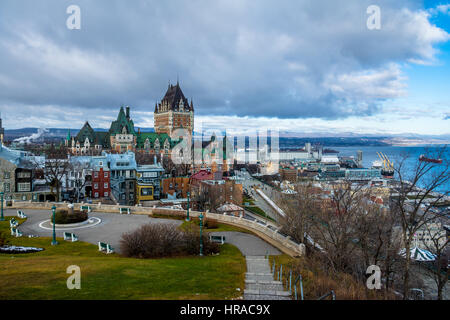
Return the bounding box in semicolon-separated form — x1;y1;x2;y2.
0;0;448;123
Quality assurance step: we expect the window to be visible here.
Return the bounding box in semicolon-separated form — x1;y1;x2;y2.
4;172;10;179
104;192;108;197
143;171;157;178
104;172;108;178
17;171;31;179
4;183;10;192
94;183;98;189
104;183;108;189
94;192;99;198
94;172;98;178
141;187;153;196
17;183;30;192
99;161;103;166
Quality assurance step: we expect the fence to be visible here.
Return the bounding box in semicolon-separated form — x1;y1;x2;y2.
271;257;336;300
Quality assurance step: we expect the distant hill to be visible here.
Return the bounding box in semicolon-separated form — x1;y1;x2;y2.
5;127;448;147
4;127;155;141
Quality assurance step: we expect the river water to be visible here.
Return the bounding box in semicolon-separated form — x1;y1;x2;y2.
331;145;449;193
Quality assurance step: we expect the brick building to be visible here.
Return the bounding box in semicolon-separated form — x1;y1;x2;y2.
154;81;194;137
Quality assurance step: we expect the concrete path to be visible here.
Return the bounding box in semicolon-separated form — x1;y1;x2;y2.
5;209;283;258
244;256;291;300
210;231;281;256
3;209;182;253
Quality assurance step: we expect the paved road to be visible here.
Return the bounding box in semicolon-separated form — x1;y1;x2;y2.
238;170;281;221
4;209;281;257
210;231;280;256
3;209;182;253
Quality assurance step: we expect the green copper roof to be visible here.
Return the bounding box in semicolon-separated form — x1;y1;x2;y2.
109;106;137;136
136;132;180;149
74;122;110;147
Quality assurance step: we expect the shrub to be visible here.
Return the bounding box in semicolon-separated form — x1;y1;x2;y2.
204;218;218;229
152;209;186;220
0;231;9;247
53;209;88;224
184;228;220;255
120;223;219;258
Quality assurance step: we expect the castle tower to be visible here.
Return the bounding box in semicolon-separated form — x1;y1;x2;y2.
0;112;4;144
154;81;194;137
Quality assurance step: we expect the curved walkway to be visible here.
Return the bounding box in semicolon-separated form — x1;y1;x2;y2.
210;231;280;256
3;209;182;253
4;209;282;257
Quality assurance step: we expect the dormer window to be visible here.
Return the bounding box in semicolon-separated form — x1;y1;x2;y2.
144;138;150;150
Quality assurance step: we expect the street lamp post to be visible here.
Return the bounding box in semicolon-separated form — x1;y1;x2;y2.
199;212;204;256
186;191;190;221
0;192;4;221
51;205;58;245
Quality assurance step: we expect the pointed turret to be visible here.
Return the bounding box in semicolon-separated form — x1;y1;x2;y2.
0;112;4;144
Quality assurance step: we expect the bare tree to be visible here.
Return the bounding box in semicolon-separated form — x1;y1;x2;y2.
70;160;91;202
390;146;449;299
42;145;72;202
279;182;317;244
422;222;449;300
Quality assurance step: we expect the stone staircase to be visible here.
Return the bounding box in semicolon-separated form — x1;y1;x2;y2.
244;256;291;300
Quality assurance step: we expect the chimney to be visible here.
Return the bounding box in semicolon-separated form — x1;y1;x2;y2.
126;106;130;119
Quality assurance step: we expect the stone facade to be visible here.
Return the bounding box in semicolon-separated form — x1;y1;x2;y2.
69;106;179;157
0;157;16;195
154;82;194;137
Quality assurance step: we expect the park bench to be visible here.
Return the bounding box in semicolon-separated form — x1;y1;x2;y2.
10;227;23;237
98;242;114;254
119;207;130;215
80;205;92;213
209;235;226;245
63;232;78;242
17;210;27;219
9;218;18;228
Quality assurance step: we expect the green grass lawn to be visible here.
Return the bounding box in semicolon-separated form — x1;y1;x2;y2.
0;216;246;300
242;197;255;205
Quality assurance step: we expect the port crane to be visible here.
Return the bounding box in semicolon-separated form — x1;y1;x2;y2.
377;152;394;178
377;152;393;170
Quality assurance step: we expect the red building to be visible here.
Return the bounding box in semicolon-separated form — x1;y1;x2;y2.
92;167;111;199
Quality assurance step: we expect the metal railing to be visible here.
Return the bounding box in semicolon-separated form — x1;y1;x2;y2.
271;257;336;301
317;290;336;300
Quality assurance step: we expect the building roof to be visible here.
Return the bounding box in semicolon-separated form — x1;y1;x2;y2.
74;122;110;148
191;169;213;181
136;132;174;149
109;106;136;136
156;82;193;113
105;151;137;170
0;144;29;166
216;203;244;212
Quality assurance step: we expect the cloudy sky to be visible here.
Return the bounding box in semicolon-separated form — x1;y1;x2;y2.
0;0;449;136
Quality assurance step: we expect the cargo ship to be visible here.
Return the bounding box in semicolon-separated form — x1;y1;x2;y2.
375;152;395;179
419;155;442;164
381;168;394;178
